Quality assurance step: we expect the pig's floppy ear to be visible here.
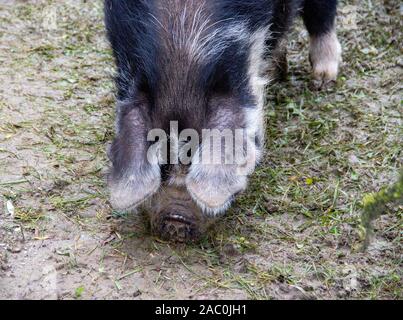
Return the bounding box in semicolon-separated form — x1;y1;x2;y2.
186;161;249;215
108;101;161;211
185;98;261;215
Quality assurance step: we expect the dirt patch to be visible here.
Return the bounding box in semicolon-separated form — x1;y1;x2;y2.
0;0;401;299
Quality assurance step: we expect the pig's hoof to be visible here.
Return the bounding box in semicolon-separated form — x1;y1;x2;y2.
311;62;338;90
311;76;337;91
309;31;342;90
158;214;200;243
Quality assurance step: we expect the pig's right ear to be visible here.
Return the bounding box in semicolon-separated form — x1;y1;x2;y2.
185;138;258;216
108;100;161;211
185;96;261;216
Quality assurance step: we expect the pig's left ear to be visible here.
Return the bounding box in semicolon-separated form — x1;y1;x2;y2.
185;96;261;215
186;161;249;215
108;100;161;212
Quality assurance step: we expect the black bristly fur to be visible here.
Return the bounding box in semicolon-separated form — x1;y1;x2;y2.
104;0;338;103
104;0;339;186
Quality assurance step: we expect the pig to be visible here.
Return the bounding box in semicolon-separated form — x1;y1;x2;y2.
104;0;342;242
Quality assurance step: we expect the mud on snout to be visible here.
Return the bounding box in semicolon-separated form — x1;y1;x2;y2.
108;175;220;243
143;185;216;243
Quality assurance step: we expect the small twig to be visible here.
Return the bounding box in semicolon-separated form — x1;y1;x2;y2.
0;179;28;186
19;223;25;242
117;267;142;281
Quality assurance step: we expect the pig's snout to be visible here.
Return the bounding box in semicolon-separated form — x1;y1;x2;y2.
154;210;200;243
145;186;206;242
160;212;199;242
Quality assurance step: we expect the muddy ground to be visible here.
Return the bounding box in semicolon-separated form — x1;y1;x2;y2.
0;0;401;300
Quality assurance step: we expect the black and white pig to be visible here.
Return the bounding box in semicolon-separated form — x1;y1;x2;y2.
104;0;342;242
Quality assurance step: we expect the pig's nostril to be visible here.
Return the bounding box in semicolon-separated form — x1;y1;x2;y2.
159;213;198;242
165;213;192;225
176;225;187;239
167;223;177;235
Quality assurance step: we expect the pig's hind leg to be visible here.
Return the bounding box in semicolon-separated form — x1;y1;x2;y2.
302;0;342;89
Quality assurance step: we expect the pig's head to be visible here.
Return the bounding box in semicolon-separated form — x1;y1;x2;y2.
106;1;268;242
108;91;264;242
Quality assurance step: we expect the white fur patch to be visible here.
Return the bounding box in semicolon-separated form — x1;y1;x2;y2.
185;123;260;216
109;148;161;212
246;27;270;160
150;2;250;65
309;29;342;85
186;161;247;216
